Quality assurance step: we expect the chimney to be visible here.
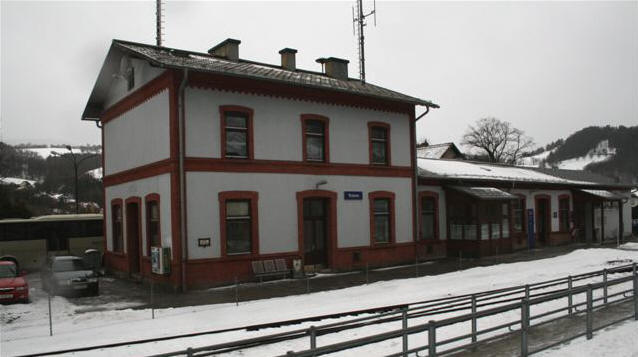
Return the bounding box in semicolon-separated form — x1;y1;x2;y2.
208;38;241;61
316;57;349;80
279;48;297;71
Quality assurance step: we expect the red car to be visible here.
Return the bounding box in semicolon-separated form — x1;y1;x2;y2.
0;260;29;303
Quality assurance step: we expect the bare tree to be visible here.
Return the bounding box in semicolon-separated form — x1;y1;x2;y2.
462;117;534;164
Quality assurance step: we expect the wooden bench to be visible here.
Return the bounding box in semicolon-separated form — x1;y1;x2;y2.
252;259;289;282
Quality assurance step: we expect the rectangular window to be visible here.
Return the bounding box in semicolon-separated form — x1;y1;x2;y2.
513;197;525;232
502;203;510;238
373;198;391;243
225;200;252;254
421;196;436;240
370;126;388;165
449;202;477;240
304;119;326;162
559;197;570;232
147;200;161;248
112;203;123;252
224;112;249;158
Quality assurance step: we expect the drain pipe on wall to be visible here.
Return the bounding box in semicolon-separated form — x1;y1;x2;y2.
178;69;189;292
414;105;432;245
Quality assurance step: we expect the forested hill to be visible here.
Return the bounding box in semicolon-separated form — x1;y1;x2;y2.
538;126;637;182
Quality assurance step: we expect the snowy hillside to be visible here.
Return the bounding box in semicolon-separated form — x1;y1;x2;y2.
20;146;96;159
520;140;616;170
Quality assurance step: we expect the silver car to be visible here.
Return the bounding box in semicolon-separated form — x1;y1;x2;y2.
41;256;99;296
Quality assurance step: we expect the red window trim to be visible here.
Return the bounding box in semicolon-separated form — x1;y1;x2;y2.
418;191;439;240
110;198;124;253
300;114;330;163
368;122;391;166
558;194;571;233
145;193;162;256
369;191;396;246
220;105;255;160
218;191;260;257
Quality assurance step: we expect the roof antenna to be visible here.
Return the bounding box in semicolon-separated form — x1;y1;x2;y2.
156;0;165;46
352;0;376;83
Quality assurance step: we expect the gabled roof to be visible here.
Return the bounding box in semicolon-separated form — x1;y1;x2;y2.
417;142;464;159
82;40;439;121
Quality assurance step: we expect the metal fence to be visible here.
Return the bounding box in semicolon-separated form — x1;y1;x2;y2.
154;263;638;357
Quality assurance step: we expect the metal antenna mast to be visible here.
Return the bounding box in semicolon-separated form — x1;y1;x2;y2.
352;0;376;83
156;0;165;46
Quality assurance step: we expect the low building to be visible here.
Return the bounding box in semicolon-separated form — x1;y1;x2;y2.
417;157;634;258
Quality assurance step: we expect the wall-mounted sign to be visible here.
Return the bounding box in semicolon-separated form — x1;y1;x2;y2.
198;238;211;247
553;212;558;218
344;191;363;200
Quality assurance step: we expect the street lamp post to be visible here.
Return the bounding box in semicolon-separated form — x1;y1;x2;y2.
52;146;98;214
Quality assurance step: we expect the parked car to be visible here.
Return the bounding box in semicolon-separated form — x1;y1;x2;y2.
0;260;29;303
41;256;99;296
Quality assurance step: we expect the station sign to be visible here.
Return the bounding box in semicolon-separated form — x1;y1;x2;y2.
344;191;363;200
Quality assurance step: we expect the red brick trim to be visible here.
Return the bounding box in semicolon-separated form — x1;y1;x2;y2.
218;191;260;257
187;72;414;114
300;114;330;163
124;196;142;273
368;122;391;166
418;191;440;241
369;191;396;246
296;190;338;267
101;71;172;123
103;159;175;187
219;105;255;160
110;198;124;253
145;193;162;256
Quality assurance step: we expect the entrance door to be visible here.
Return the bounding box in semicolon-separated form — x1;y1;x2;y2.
303;198;328;266
126;202;141;274
536;198;550;244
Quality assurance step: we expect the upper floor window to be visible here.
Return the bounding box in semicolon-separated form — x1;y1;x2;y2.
369;122;390;165
111;200;123;252
146;194;161;253
301;115;329;162
559;196;570;232
220;106;254;160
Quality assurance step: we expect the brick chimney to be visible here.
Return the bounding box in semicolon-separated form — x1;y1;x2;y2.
208;38;241;62
316;57;349;80
279;48;297;70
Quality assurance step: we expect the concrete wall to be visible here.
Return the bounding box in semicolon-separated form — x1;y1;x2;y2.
417;185;447;240
184;88;412;166
104;59;165;109
105;174;172;255
104;89;170;175
186;172;412;260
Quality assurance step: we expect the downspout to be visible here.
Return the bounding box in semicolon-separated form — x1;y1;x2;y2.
178;69;189;292
414;105;432;244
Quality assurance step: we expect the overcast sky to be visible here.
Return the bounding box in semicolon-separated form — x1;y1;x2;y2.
1;1;636;148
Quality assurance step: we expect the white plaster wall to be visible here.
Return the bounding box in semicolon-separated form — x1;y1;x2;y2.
104;59;165;108
417;185;447;240
184;88;412;166
104;90;170;175
105;174;172;255
186;172;412;259
510;189;571;233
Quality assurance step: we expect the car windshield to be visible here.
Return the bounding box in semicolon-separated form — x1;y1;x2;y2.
52;259;86;272
0;264;17;278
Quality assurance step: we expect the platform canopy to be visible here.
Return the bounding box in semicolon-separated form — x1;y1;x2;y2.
578;189;625;201
448;186;517;200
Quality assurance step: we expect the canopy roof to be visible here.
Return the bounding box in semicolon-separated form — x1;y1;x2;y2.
448;186;518;200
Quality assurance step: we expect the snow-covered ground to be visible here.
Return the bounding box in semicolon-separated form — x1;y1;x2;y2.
554;154;614;170
1;247;637;356
87;167;103;179
538;320;638;357
21;146;86;159
0;177;36;186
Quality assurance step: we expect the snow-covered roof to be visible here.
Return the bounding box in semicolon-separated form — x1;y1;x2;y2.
578;189;625;200
417;143;463;159
417;158;594;185
449;186;517;200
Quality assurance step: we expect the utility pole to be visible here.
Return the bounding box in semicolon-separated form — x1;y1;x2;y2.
352;0;376;83
156;0;164;46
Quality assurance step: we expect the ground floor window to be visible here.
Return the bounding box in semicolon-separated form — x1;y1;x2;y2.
449;203;477;240
420;192;439;240
145;194;161;253
111;200;123;252
369;191;395;245
513;196;526;233
559;196;570;232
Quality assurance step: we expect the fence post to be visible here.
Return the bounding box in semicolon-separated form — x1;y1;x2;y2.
234;276;239;306
458;251;462;271
402;307;408;357
48;291;53;336
603;268;608;304
151;278;155;319
586;284;593;340
309;325;317;352
567;275;573;316
366;263;369;284
521;298;529;357
633;267;638;321
428;320;436;357
471;294;477;346
525;284;530;300
186;347;194;356
415;255;419;278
